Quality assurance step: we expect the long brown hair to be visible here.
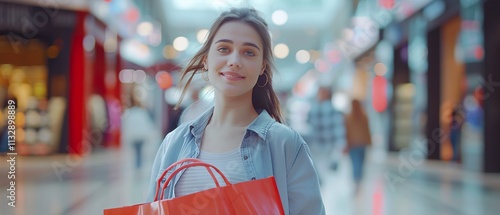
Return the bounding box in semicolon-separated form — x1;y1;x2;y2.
175;7;283;123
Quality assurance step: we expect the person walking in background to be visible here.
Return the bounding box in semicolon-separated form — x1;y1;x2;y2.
344;99;371;196
450;105;465;163
121;93;158;169
146;7;325;214
307;86;346;171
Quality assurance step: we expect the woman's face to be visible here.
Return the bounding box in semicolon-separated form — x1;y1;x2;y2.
204;21;265;98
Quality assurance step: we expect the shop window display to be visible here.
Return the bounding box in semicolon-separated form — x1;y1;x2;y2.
18;97;53;155
0;65;66;155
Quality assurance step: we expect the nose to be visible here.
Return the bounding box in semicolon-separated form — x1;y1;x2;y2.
227;53;241;68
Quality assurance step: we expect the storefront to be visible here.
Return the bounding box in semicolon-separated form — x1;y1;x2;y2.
379;0;499;173
0;2;123;156
425;0;486;172
0;2;80;155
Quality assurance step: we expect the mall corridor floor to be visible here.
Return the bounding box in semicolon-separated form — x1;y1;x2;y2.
1;146;500;215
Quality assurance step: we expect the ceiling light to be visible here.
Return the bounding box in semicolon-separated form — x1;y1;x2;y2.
137;21;154;37
173;36;189;51
274;43;289;59
119;69;134;83
272;10;288;26
133;70;146;83
296;50;310;64
163;45;178;59
120;39;153;67
197;29;209;44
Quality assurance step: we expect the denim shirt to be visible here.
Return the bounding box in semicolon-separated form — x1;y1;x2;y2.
146;107;325;215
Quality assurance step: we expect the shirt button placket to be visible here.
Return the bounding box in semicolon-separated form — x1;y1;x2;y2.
242;153;254;180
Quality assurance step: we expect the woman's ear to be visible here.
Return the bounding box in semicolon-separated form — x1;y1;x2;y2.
202;57;208;70
260;63;266;75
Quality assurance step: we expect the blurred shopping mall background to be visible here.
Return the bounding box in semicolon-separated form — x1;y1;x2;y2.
1;0;500;214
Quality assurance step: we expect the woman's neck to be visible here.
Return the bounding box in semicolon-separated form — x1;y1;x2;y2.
210;94;258;128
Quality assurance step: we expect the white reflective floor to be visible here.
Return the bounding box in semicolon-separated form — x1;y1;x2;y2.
1;145;500;215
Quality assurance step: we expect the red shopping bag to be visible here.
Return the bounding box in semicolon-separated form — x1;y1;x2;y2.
104;158;285;215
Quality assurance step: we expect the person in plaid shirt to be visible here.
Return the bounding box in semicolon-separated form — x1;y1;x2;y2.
307;86;346;171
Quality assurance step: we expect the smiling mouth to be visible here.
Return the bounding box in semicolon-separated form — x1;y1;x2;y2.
220;72;245;80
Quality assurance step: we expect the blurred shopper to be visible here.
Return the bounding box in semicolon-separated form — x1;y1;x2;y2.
344;99;371;195
146;8;324;214
122;93;157;169
307;86;346;171
450;105;465;163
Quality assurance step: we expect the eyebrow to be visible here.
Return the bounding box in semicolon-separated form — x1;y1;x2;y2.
215;39;261;51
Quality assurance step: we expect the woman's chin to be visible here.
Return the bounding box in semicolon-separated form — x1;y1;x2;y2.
214;87;253;98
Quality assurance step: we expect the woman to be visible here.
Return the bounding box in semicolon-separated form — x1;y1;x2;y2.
146;7;325;215
344;99;371;195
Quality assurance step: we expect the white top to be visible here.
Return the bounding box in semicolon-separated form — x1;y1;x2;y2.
174;147;248;197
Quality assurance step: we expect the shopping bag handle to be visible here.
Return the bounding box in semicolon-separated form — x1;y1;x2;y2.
156;158;202;197
159;161;231;200
155;158;211;201
155;158;231;201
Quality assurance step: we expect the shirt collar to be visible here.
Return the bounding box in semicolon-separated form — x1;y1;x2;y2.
186;107;275;141
186;106;213;139
247;109;275;140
